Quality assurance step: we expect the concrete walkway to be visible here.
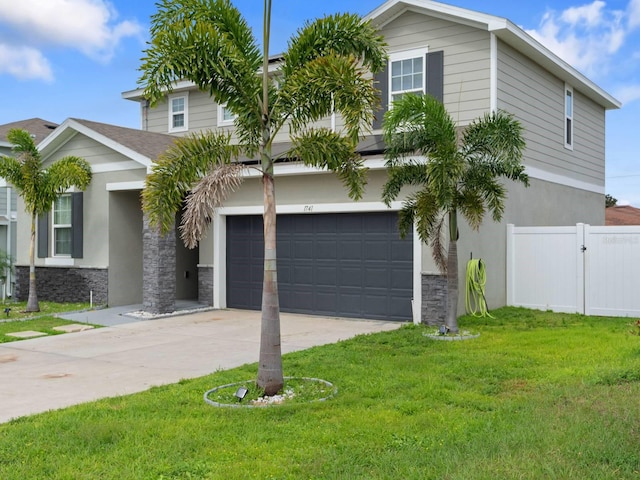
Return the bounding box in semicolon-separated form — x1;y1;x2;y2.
0;308;402;423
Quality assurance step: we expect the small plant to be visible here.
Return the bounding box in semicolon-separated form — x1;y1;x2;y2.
628;319;640;336
0;250;13;303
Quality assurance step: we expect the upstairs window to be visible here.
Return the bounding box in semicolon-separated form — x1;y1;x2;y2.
53;194;72;256
565;85;573;150
217;103;236;127
391;56;424;101
169;93;188;132
373;49;443;130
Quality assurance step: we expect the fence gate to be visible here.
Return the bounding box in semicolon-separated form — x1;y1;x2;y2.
507;224;640;317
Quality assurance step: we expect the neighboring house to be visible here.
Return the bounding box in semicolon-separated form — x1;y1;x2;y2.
606;205;640;225
0;118;58;297
13;119;193;310
15;0;620;323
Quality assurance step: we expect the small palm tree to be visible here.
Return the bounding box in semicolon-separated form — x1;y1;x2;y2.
382;94;528;333
0;129;92;312
140;0;386;395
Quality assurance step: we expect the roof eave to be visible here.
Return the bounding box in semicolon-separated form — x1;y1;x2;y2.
38;119;152;169
492;22;621;110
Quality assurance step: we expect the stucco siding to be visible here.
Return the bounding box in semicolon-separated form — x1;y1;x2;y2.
45;134;139;170
381;10;491;124
16;167;147;268
497;40;605;187
456;177;604;314
108;190;143;306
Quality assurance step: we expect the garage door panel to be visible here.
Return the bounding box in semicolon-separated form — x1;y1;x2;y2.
339;240;362;260
227;212;412;321
392;241;412;261
316;240;337;259
316;266;337;286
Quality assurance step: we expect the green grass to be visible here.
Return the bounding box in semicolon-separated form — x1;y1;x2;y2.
1;307;639;479
0;301;92;343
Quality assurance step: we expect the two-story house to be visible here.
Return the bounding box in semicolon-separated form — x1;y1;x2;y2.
14;0;620;323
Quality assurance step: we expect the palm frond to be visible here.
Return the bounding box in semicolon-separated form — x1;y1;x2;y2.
283;13;386;79
140;0;263;129
142;131;239;234
280;53;378;143
428;213;448;274
180;163;245;248
461;110;528;185
288;129;367;200
6;129;40;159
38;156;93;215
406;188;447;273
381;161;429;206
0;155;24;191
383;94;457;160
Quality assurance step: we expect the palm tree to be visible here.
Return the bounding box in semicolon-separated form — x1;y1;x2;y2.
139;0;386;395
0;129;92;312
382;94;528;333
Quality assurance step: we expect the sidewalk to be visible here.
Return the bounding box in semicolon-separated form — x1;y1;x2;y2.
0;308;402;423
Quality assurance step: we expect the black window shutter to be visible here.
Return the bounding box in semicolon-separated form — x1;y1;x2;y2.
426;51;444;103
373;61;389;130
37;213;48;258
71;192;83;258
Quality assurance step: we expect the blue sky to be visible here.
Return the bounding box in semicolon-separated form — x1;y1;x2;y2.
0;0;638;205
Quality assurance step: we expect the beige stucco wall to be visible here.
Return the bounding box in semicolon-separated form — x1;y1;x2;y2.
108;190;144;306
15;139;147;269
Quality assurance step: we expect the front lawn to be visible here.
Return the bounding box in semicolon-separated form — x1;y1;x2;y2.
1;307;639;479
0;301;92;343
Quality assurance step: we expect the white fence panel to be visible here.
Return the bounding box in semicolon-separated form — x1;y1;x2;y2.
585;225;640;317
507;224;584;313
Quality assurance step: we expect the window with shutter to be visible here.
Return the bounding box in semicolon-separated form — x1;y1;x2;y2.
373;49;444;130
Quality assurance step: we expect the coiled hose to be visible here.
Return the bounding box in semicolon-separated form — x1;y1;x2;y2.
465;258;493;318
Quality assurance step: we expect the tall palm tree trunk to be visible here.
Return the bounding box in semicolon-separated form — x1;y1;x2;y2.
257;172;284;395
445;239;459;333
26;213;39;312
445;210;459;333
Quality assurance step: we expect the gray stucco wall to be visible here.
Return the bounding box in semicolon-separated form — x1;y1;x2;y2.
454;177;604;315
108;190;144;306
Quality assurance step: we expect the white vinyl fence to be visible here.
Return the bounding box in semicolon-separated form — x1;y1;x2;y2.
507;224;640;317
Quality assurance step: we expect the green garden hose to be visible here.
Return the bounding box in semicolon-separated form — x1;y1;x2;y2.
465;258;493;318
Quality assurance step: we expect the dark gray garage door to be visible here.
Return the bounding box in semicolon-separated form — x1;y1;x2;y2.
227;212;413;321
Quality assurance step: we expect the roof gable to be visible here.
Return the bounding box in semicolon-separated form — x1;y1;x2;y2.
0;118;58;146
38;118;177;172
365;0;620;110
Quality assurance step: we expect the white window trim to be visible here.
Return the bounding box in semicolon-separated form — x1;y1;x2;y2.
388;47;429;107
168;92;189;133
52;194;72;257
217;103;236;127
564;84;574;150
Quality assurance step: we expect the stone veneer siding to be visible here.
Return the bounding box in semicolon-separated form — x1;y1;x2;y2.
142;216;176;314
14;266;108;305
421;273;447;325
198;265;213;306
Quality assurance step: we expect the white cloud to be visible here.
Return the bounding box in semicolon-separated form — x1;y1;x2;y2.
0;44;53;81
615;84;640;104
561;0;606;26
0;0;142;64
525;0;626;76
630;0;640;28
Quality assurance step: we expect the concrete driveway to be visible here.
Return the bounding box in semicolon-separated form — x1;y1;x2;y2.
0;308;402;423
